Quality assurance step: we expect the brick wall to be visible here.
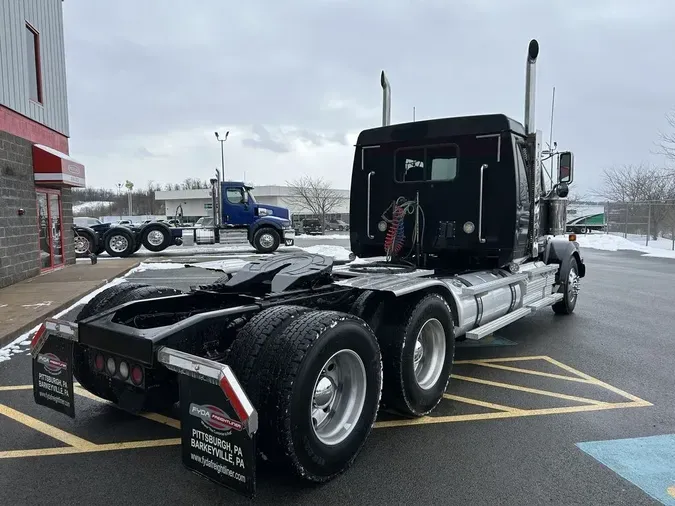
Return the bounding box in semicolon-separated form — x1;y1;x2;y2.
61;188;75;265
0;131;40;288
0;130;76;289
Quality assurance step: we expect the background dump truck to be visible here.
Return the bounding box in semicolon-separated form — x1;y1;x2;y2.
73;181;295;257
32;39;585;495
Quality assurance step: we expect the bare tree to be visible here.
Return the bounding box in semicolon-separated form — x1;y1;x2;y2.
285;176;344;230
655;108;675;166
593;163;675;238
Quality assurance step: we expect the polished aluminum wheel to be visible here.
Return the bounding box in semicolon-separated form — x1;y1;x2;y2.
146;230;165;246
109;235;129;253
413;318;446;390
259;233;275;249
311;349;367;446
74;235;89;254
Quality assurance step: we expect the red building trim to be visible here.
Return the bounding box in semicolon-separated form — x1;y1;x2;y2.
0;104;69;154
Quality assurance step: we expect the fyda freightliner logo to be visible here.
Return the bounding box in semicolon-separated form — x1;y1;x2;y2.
189;403;243;434
37;353;67;375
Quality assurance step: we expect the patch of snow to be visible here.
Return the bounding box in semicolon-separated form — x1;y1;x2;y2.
72;201;114;213
126;262;187;274
570;233;675;259
295;234;348;240
299;245;354;262
186;259;251;272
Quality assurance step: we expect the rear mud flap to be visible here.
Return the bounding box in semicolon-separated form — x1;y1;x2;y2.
31;322;77;418
157;347;259;498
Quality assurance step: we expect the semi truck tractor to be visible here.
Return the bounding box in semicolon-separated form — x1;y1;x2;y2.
31;39;584;497
72;181;295;257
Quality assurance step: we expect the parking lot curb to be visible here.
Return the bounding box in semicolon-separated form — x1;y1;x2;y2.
0;261;141;349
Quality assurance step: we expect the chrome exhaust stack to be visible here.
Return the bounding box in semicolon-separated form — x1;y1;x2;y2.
524;39;539;134
381;71;391;127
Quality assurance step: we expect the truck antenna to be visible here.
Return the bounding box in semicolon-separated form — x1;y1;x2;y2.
381;71;391;126
413;106;416;122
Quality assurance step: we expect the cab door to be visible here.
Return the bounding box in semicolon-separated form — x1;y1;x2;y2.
222;186;255;225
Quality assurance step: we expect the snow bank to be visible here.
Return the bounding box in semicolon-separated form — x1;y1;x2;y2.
572;233;675;259
72;201;114;213
299;245;355;261
295;234;348;240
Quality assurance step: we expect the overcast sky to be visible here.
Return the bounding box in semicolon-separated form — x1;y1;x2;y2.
62;0;675;197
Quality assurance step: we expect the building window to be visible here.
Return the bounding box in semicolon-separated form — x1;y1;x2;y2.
26;23;43;104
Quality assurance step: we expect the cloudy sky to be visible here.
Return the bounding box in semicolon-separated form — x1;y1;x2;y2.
61;0;675;197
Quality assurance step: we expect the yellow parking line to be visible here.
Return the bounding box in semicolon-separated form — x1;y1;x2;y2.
0;385;33;391
454;355;548;365
0;438;181;459
442;394;524;413
0;403;96;450
465;362;594;383
450;374;608;405
374;400;651;429
73;386;181;430
541;356;652;404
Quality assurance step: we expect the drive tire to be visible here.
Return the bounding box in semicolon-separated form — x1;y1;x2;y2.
378;292;455;417
227;305;312;410
252;227;280;254
73;284;183;408
141;224;172;252
74;229;96;258
552;257;580;315
104;228;136;257
254;310;382;482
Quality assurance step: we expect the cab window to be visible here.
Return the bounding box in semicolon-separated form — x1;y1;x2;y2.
226;187;247;204
395;144;458;182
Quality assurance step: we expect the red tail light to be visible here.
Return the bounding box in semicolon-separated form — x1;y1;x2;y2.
131;365;143;385
94;354;105;371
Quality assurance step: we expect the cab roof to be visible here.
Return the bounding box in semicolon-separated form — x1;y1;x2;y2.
356;114;526;146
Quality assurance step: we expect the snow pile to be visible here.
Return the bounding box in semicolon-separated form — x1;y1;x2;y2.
295;234;349;240
572;233;675;259
72;201;114;213
299;245;355;262
126;262;187;274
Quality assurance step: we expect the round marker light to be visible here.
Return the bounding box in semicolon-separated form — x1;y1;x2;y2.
378;220;387;232
131;365;143;385
463;221;475;234
94;354;104;371
106;357;116;375
118;361;129;380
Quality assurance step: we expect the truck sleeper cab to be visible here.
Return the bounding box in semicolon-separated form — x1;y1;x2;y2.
350;114;533;270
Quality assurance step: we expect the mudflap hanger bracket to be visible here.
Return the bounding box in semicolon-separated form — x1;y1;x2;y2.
156;347;259;498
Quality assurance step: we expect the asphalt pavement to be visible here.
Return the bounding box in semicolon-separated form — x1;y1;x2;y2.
1;244;674;506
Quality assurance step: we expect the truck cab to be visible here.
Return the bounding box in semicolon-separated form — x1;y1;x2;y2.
219;182;295;252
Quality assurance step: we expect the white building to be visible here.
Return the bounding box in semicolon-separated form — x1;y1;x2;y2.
155;185;351;224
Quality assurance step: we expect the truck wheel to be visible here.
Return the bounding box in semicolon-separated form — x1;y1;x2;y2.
378;292;455;417
141;224;171;252
74;284;184;408
252;227;280;254
74;230;96;258
104;228;136;257
227;305;312;407
552;257;580;315
254;310;382;482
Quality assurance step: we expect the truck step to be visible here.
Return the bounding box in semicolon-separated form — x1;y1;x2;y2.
526;264;559;278
526;292;564;310
464;307;532;340
461;273;528;296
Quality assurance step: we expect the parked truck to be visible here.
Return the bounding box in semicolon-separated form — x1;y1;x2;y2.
72;181;295;257
32;39;584;497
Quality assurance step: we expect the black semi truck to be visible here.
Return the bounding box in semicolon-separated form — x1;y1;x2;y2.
30;39;584;496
